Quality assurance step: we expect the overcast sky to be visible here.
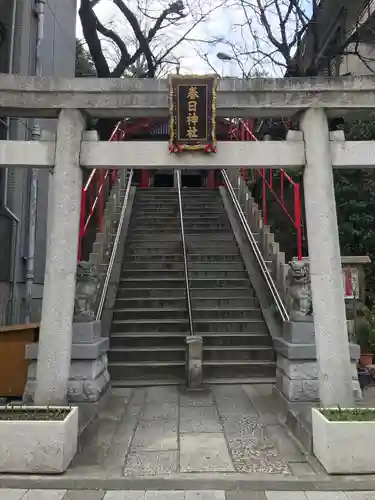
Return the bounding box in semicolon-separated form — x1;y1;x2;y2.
75;0;307;77
75;0;246;76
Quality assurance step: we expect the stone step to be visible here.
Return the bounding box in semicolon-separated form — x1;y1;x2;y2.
125;254;243;263
108;361;186;381
111;318;268;334
115;296;258;309
132;211;224;219
132;215;228;223
190;287;256;298
112;307;262;321
130;228;232;235
193;319;268;333
121;270;249;279
115;297;188;309
126;244;238;254
134;202;223;209
120;278;252;288
116;287;255;299
202;332;272;347
111;319;189;333
193;296;258;307
110;332;187;348
202;360;276;379
113;307;188;321
126;241;183;250
128;233;236;241
108;346;186;363
121;262;246;271
203;345;275;362
131;224;231;231
109;331;272;349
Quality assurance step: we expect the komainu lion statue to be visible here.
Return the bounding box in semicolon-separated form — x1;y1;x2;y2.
286;260;312;320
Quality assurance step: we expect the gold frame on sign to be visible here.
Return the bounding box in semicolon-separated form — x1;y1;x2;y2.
168;74;217;151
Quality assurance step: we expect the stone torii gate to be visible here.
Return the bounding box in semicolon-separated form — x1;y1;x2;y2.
1;75;375;409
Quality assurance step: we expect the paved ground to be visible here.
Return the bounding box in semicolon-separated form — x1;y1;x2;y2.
2;490;375;500
70;384;316;477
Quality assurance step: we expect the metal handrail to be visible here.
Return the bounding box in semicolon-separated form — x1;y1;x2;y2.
222;169;290;323
96;169;134;320
176;170;194;336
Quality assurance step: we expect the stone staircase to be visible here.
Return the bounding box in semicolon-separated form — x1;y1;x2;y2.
108;188;275;385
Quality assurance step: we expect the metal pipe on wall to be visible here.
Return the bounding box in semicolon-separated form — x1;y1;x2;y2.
2;0;20;324
25;0;45;322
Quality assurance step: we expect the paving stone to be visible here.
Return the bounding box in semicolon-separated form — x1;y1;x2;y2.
220;413;261;438
186;492;225;500
124;450;178;476
132;419;178;451
305;493;348;500
266;493;306;500
103;408;142;471
265;424;304;462
145;491;185;500
213;386;257;416
180;433;234;472
228;436;290;474
130;388;147;406
345;494;375;500
226;492;267;500
98;395;130;421
146;386;179;403
242;385;280;425
110;388;134;399
0;490;27;500
73;418;118;466
103;492;145;500
180;406;222;433
288;462;317;476
22;491;67;500
63;491;106;500
180;392;214;407
141;402;178;421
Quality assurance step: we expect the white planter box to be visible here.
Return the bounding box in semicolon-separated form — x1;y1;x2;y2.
0;406;78;473
312;407;375;474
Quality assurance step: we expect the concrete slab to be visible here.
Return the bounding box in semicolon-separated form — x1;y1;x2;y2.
141;403;178;421
146;387;179;403
180;433;234;472
180;406;222;433
345;495;375;500
305;493;348;500
266;493;306;500
180;392;215;407
63;491;106;500
103;493;145;500
22;491;67;500
132;420;178;451
0;490;27;500
186;492;226;500
145;492;185;500
124;451;178;476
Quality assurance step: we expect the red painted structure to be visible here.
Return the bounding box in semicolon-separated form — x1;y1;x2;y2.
228;119;303;261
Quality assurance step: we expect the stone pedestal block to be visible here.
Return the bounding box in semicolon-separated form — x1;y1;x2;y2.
276;321;362;407
24;321;110;430
186;336;203;389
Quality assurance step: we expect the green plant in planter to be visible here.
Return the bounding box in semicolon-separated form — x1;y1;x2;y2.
320;407;375;422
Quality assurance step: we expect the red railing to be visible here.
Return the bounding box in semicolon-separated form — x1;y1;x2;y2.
228;118;303;260
78;120;126;260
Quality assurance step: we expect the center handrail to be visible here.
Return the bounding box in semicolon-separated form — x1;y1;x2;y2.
176;170;194;336
222;169;290;323
96;169;134;320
